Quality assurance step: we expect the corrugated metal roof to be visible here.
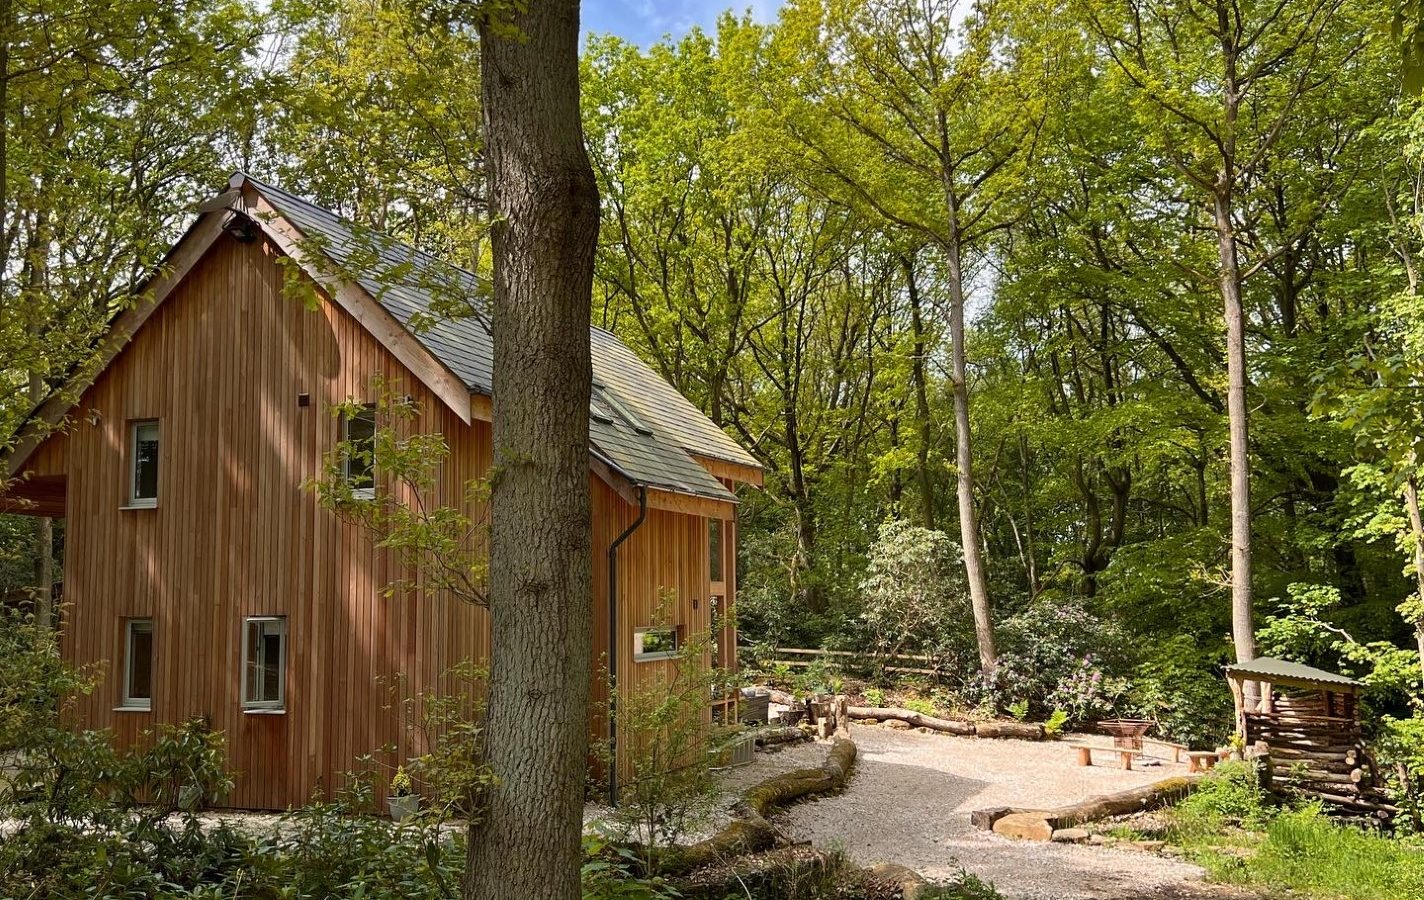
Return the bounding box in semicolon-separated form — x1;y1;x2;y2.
1225;657;1362;690
243;176;749;502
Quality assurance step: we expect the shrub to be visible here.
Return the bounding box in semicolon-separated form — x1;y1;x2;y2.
971;597;1126;721
602;596;730;876
1171;761;1272;841
903;697;937;716
858;520;967;660
863;686;886;707
1377;714;1424;833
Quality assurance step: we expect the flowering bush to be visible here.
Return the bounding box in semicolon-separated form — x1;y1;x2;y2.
967;598;1126;722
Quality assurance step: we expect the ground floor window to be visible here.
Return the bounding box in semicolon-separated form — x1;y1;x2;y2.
243;617;287;710
122;618;153;710
633;625;680;662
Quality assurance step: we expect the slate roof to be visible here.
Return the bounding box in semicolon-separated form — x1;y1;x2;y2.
242;176;755;503
1225;657;1362;691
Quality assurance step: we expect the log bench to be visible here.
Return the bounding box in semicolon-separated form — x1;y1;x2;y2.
1186;751;1219;773
1076;746;1142;770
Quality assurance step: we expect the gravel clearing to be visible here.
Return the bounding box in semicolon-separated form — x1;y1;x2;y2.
721;726;1214;900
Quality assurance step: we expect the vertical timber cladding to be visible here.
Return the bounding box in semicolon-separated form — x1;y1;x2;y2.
34;228;738;808
48;233;491;809
590;480;717;784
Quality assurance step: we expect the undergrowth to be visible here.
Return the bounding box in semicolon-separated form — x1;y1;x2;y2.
1170;762;1424;900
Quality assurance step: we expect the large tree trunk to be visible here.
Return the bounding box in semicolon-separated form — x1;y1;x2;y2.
467;2;600;898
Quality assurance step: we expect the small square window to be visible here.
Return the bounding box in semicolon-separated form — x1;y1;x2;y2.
342;405;377;500
633;626;681;662
122;619;154;710
128;420;160;506
243;617;287;710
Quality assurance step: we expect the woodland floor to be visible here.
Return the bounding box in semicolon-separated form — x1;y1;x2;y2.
719;727;1263;900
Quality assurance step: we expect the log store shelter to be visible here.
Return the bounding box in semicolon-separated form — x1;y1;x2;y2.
1227;657;1395;822
0;173;762;810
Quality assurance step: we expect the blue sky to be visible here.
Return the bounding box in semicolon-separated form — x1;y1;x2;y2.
582;0;783;46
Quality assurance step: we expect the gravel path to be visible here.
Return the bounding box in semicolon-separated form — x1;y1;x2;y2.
722;727;1214;900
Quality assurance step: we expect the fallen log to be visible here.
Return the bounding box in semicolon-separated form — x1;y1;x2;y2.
672;846;842;899
665;737;858;874
847;706;975;735
983;775;1202;841
974;721;1047;741
752;725;811;748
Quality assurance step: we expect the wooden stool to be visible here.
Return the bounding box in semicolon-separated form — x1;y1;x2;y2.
1187;751;1218;773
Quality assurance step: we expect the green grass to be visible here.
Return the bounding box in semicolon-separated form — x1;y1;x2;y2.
1198;807;1424;900
1168;764;1424;900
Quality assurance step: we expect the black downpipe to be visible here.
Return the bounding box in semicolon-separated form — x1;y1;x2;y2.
607;484;647;806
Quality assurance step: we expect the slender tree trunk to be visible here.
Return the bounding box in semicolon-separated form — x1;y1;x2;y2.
1018;434;1040;597
1;0;10;292
1213;27;1257;704
1401;476;1424;692
27;212;53;629
901;253;936;530
1217;188;1256;699
467;2;599;898
935;142;995;674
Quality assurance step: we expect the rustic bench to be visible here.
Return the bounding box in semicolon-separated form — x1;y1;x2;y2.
1186;751;1219;773
1076;746;1143;770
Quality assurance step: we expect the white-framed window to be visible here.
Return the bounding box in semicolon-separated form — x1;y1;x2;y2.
633;626;681;662
121;618;154;710
342;405;377;500
128;420;160;507
242;617;287;711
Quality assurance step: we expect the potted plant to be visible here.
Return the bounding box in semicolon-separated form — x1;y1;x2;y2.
387;765;419;822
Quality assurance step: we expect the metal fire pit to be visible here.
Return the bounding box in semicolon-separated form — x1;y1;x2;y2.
1098;718;1155;751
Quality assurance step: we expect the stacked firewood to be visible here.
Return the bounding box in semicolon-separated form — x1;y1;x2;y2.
1248;697;1399;824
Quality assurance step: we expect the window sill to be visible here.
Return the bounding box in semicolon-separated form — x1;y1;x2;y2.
634;653;680;663
242;708;286;715
119;503;158;511
114;705;151;713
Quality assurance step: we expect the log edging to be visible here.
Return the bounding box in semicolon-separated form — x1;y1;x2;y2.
663;736;858;874
975;774;1204;841
847;705;1047;741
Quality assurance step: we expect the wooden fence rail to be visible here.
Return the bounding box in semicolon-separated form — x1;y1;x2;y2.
747;645;948;678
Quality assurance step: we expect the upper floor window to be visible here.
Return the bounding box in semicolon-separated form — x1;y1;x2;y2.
243;616;287;711
342;405;377;500
121;618;154;710
128;420;160;507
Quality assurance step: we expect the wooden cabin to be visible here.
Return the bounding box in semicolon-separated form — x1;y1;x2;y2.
0;174;762;810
